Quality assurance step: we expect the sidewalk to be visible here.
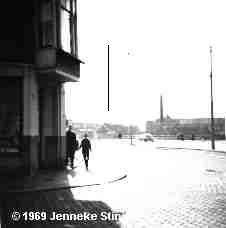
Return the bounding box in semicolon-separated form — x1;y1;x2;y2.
0;166;127;193
0;139;128;193
1;182;123;228
155;139;226;153
0;165;126;227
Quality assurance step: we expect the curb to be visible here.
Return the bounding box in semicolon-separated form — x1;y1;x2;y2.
1;174;128;194
156;146;226;154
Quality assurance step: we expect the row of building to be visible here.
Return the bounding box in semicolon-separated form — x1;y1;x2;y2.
67;121;141;139
146;118;225;140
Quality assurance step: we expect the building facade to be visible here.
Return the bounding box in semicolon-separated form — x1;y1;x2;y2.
0;0;82;175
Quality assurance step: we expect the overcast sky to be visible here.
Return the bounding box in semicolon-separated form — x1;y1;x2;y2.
65;0;226;130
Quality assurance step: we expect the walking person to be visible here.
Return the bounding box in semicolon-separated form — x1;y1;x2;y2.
66;126;79;169
80;133;91;170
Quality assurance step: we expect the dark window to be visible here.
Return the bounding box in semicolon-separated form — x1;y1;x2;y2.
40;0;54;47
0;78;22;153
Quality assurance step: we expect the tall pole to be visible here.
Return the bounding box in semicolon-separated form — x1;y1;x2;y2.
210;46;215;150
127;51;134;145
129;125;133;145
108;45;110;111
160;94;164;122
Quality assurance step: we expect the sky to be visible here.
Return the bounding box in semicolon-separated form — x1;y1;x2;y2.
65;0;226;130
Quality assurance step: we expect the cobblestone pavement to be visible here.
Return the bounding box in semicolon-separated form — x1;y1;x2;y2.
3;139;226;227
69;140;226;227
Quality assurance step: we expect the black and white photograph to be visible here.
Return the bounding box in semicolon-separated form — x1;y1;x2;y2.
1;0;226;227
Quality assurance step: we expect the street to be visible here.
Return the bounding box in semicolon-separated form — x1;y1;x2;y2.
70;138;226;227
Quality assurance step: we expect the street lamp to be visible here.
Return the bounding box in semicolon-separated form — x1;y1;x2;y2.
127;51;134;146
210;46;215;150
128;125;133;145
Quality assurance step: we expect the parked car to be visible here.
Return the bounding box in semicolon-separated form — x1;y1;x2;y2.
138;133;154;142
176;133;184;140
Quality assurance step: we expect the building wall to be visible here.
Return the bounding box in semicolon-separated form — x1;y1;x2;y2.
0;64;67;175
22;67;40;175
0;0;79;176
0;2;36;63
60;85;66;165
39;83;66;169
0;64;40;175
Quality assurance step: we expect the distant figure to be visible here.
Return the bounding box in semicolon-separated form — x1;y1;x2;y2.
80;134;91;170
66;126;79;169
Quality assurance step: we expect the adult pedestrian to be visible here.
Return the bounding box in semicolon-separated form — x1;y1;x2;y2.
66;126;78;169
80;133;91;170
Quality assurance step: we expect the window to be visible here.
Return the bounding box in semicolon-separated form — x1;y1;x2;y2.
40;0;54;47
0;78;22;153
38;0;77;55
60;0;77;55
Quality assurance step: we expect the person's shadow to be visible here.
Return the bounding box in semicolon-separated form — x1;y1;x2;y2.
1;171;122;228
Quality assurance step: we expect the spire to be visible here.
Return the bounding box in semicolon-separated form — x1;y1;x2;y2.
160;95;164;122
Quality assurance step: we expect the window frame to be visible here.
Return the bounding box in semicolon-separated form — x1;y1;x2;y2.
37;0;77;56
59;0;77;56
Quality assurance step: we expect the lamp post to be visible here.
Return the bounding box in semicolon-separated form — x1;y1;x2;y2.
128;125;133;145
130;127;133;145
210;46;215;150
127;51;134;145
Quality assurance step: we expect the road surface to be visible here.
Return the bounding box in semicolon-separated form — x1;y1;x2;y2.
71;138;226;227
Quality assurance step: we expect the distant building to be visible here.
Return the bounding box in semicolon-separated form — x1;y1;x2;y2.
97;123;140;139
146;118;225;140
69;122;140;139
70;122;101;139
76;129;97;139
147;95;225;140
